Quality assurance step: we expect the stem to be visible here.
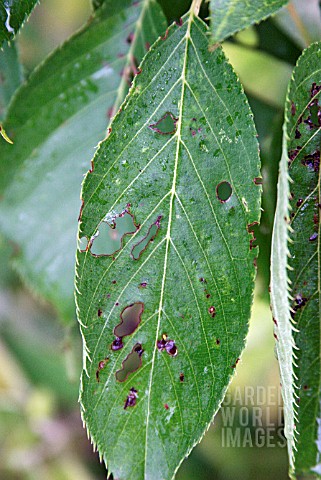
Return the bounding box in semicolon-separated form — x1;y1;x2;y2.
191;0;202;17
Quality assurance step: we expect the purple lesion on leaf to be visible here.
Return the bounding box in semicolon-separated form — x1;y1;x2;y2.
288;145;302;165
124;387;138;409
208;306;216;318
114;302;144;338
116;343;144;382
310;82;321;99
309;232;318;241
149;112;178;135
291;101;296;116
89;206;139;257
175;18;183;26
189;117;202;137
131;216;162;260
111;337;124;351
247;222;259;250
157;334;177;356
301;150;320;172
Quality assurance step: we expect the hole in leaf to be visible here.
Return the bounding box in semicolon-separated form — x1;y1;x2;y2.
114;302;144;338
90;209;139;257
131;216;162;260
124;387;138;409
216;181;232;202
208;306;216;318
116;343;144;382
157;334;177;356
79;236;89;252
149;112;178;135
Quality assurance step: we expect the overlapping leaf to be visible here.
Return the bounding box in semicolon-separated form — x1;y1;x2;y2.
210;0;288;42
0;0;38;46
0;41;22;120
271;42;321;476
76;9;261;479
0;0;166;322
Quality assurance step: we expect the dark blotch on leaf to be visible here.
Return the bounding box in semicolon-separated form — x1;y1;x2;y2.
124;387;138;409
301;150;320;172
296;198;303;207
111;337;124;351
157;334;177;357
247;222;259;250
216;181;232;202
180;373;184;382
208;306;216;318
98;309;103;317
149;112;178;135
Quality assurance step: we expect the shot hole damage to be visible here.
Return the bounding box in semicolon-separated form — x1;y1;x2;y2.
111;302;144;350
124;387;138;409
90;208;139;257
79;236;89;252
131;216;162;260
216;181;232;202
208;306;216;318
149;112;178;135
114;302;144;337
157;334;177;356
116;343;144;382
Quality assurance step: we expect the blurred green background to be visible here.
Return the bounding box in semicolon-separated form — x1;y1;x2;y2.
1;0;319;478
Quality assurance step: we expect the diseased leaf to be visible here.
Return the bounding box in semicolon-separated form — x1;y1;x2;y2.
76;8;261;479
210;0;288;43
0;0;166;323
0;0;38;46
271;41;321;477
0;41;22;121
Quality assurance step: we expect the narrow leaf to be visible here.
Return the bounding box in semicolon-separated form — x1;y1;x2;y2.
271;41;321;477
0;0;38;46
210;0;288;43
76;9;261;479
0;0;166;322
